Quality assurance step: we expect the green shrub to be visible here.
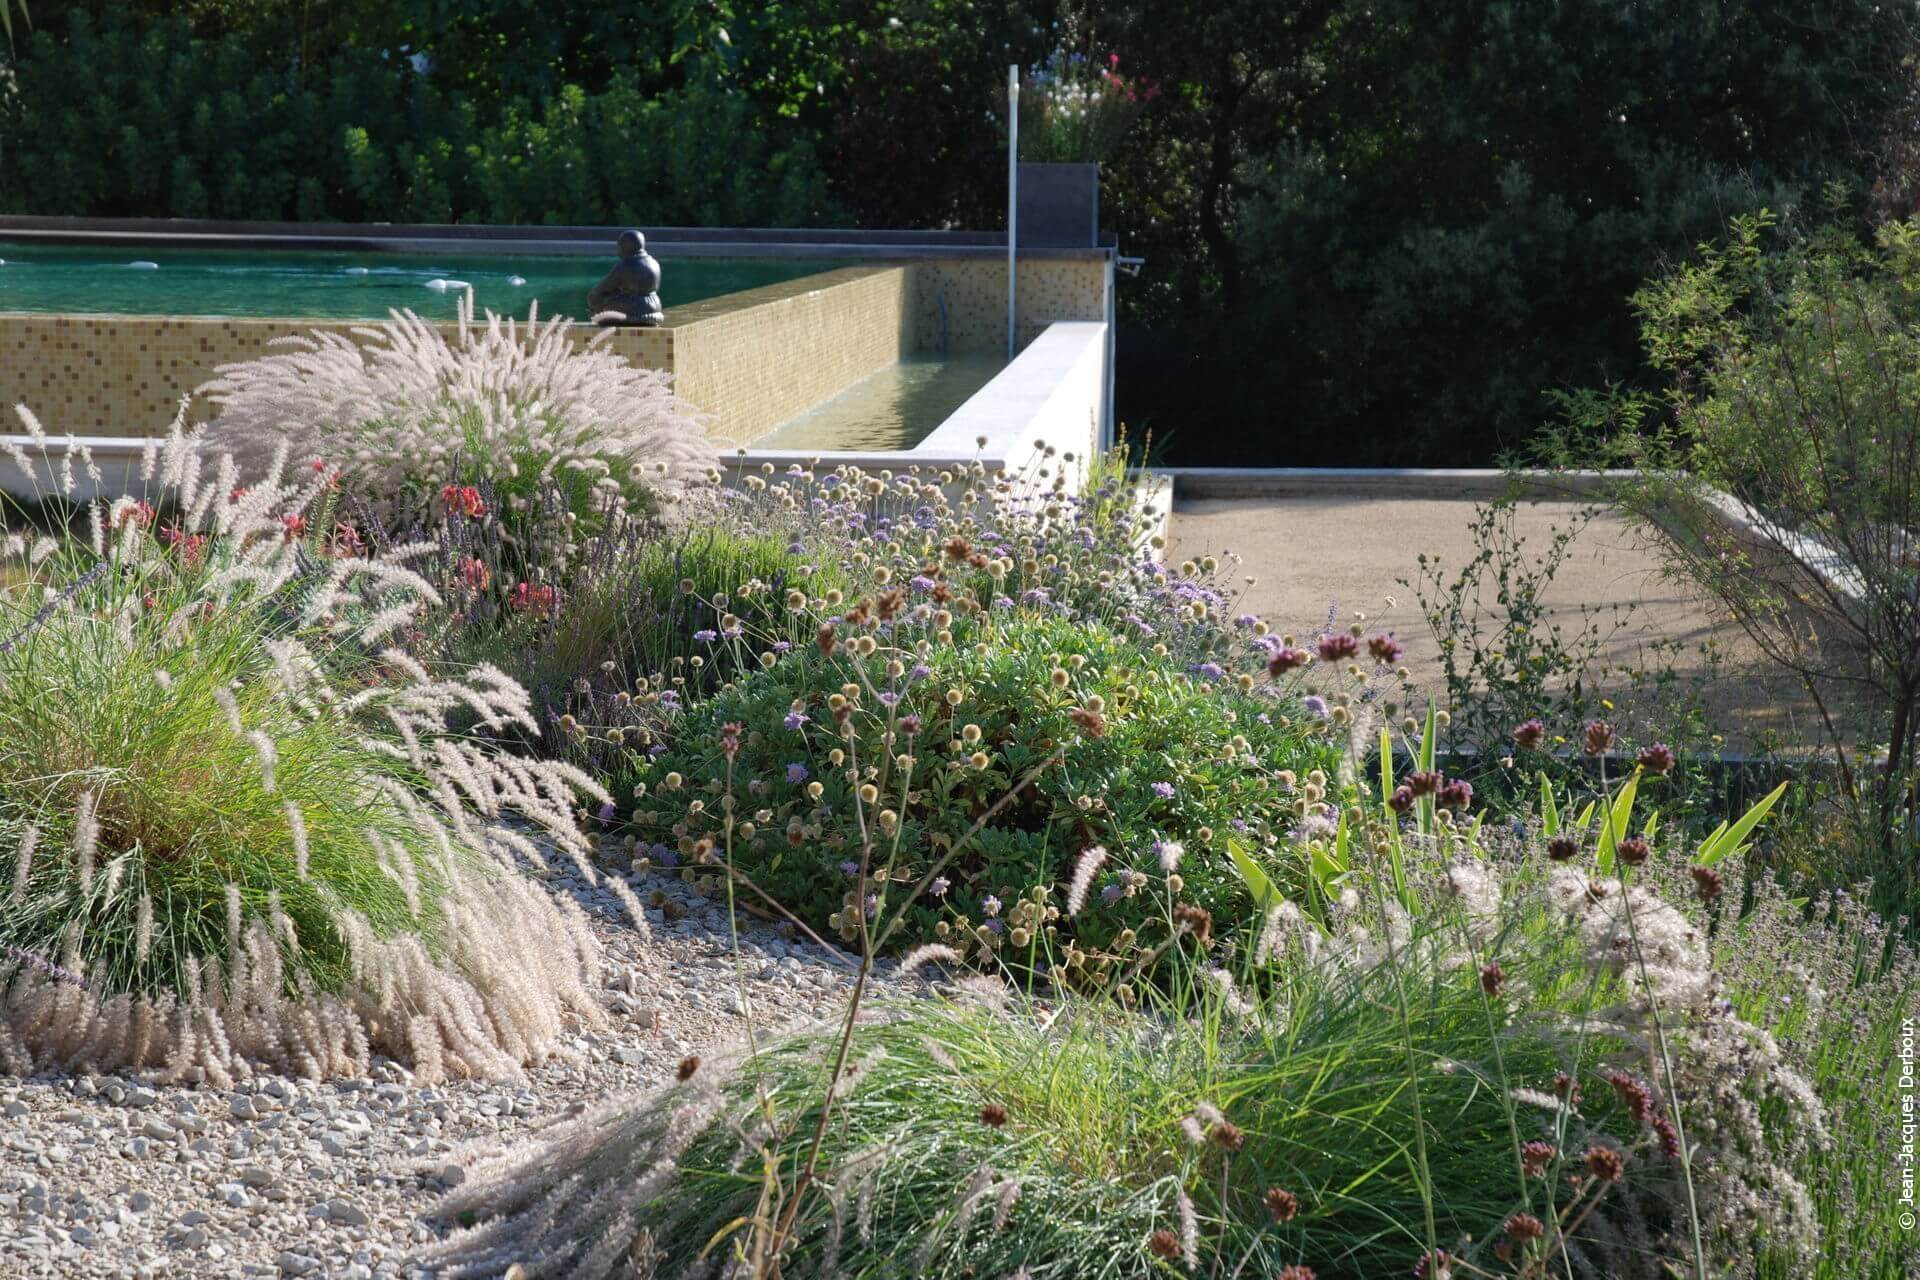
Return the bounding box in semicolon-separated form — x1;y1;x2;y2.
619;609;1340;961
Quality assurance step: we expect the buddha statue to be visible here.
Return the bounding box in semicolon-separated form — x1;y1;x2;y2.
587;230;665;326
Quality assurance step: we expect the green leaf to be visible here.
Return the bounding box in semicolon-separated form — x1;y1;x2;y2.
1229;839;1285;913
1697;780;1788;866
1594;771;1640;875
1539;772;1560;837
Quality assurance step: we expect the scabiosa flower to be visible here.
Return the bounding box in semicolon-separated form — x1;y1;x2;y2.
1172;904;1214;946
1504;1213;1545;1244
1301;695;1329;718
1511;718;1546;750
1101;882;1126;904
784;710;809;730
1582;719;1615;756
1318;632;1359;662
1691;865;1724;903
1437;778;1474;809
1546;835;1579;861
840;860;861;877
1366;633;1404;663
982;895;1003;917
1520;1141;1557;1177
899;713;923;734
1388;785;1415;813
1615;835;1650;867
1266;646;1309;677
1068;705;1107;737
1151;781;1176;799
692;629;719;643
1263;1187;1300;1223
930;876;950;897
786;762;809;784
1583;1144;1626;1182
1609;1070;1655;1123
1411;1249;1451;1279
1637;742;1675;775
1406;770;1443;797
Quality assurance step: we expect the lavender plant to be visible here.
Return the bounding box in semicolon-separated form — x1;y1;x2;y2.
0;421;618;1084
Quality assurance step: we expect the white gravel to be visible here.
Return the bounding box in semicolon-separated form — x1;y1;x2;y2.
0;862;923;1279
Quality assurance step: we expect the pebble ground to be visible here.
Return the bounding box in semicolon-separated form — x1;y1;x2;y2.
0;863;918;1279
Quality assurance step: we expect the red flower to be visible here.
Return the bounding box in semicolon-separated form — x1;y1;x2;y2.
115;500;156;530
279;513;308;542
456;556;491;591
439;483;487;519
510;581;557;617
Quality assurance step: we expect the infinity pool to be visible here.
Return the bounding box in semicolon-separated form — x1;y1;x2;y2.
0;242;833;321
755;355;1008;452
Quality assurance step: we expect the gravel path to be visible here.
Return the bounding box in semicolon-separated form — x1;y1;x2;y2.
0;862;921;1279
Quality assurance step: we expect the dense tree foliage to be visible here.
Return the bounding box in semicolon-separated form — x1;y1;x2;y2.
2;1;1912;464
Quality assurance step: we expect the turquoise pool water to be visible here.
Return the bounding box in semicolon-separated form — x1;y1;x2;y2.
756;355;1006;452
0;242;832;322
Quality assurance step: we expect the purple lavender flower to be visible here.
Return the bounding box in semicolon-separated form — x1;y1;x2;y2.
841;860;861;877
1151;781;1176;799
787;762;809;784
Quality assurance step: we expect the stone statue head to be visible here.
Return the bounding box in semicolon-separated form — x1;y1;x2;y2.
617;230;647;259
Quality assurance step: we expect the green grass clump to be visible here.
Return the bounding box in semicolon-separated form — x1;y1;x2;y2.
617;610;1342;963
425;858;1789;1279
0;569;452;1000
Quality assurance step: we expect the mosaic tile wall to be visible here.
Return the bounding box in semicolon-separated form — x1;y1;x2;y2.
670;265;910;446
0;256;1105;442
911;258;1107;354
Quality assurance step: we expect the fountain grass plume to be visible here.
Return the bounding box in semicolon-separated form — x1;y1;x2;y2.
197;292;714;524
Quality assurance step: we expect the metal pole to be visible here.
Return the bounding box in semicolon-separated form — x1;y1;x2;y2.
1007;64;1018;363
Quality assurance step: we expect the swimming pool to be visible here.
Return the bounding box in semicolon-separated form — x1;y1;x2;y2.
756;355;1008;452
0;242;833;321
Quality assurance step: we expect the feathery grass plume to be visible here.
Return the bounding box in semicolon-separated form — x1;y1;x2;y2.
198;292;712;530
0;420;608;1082
1065;845;1107;917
